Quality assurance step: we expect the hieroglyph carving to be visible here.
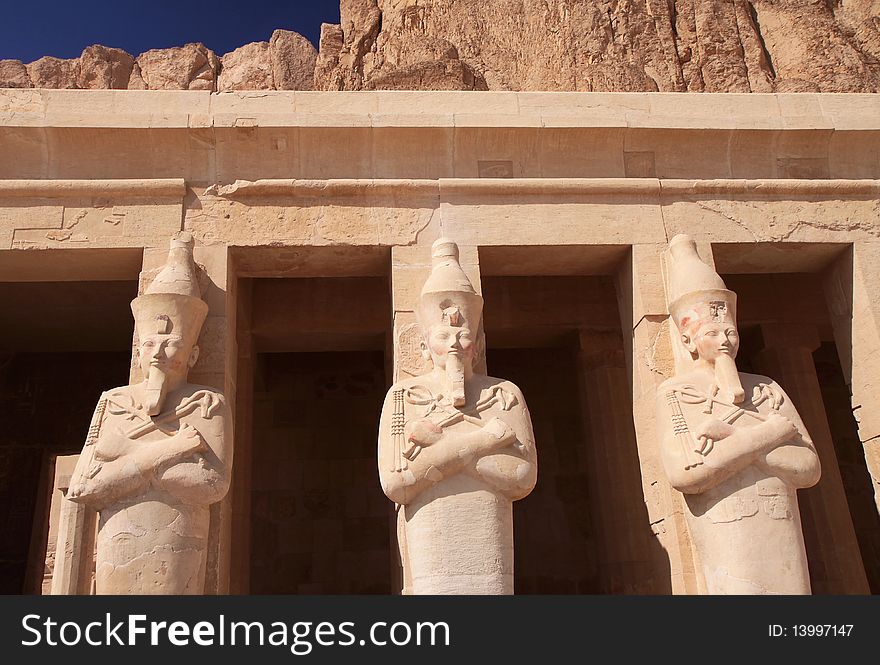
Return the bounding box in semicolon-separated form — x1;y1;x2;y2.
378;238;537;594
68;233;232;594
657;234;820;594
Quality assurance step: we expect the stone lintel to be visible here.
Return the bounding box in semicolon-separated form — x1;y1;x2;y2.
0;178;186;198
3;91;879;132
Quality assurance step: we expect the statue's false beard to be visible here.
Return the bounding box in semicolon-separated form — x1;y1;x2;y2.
144;368;169;416
445;353;467;407
714;352;745;404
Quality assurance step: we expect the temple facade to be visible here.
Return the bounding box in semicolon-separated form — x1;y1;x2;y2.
0;89;878;594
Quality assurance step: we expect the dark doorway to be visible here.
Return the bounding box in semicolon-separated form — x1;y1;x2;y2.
249;351;390;594
238;272;393;594
0;279;137;593
482;273;668;594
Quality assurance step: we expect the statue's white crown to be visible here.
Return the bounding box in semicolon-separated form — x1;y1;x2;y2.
667;234;736;333
130;232;208;342
417;238;483;332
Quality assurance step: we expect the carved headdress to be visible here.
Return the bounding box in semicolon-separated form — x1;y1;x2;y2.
417;238;483;333
667;234;736;335
130;232;208;344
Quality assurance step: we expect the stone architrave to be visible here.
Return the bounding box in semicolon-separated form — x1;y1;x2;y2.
67;233;232;594
656;234;821;594
378;238;538;594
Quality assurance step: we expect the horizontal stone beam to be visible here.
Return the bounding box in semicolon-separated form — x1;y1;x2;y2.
0;178;186;198
2;90;879;131
207;177;880;200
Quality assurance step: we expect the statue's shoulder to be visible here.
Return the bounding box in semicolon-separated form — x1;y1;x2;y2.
482;375;526;402
180;383;226;400
387;375;428;394
100;384;137;410
737;371;780;391
103;384;134;399
657;374;694;393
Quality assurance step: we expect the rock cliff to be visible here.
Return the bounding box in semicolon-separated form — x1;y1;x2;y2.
2;1;878;92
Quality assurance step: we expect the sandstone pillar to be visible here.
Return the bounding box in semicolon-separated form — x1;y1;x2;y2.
615;243;698;594
228;275;252;594
577;330;667;593
49;456;96;595
752;322;870;594
823;243;880;516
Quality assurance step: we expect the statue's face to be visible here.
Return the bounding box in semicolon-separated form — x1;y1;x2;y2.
424;324;475;370
138;332;198;380
689;321;740;362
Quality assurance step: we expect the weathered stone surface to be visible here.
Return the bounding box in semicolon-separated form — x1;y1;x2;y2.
77;45;135;90
363;35;486;90
218;41;274;91
136;43;220;91
127;62;147;90
748;0;876;93
26;57;80;89
314;23;347;90
8;1;880;92
0;60;32;88
839;0;880;80
269;29;317;90
314;0;880;92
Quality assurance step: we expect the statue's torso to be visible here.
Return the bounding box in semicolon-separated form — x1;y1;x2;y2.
89;383;225;594
389;374;527;594
660;371;811;594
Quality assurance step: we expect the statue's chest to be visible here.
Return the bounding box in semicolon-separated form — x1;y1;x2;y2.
670;381;781;429
399;383;512;428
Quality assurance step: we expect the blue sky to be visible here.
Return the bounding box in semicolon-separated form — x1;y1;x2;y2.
0;1;342;62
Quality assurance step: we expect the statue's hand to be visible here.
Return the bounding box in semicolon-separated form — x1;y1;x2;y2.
694;417;735;444
94;425;133;462
692;417;735;456
762;412;798;446
481;417;518;451
167;423;206;458
407;419;443;447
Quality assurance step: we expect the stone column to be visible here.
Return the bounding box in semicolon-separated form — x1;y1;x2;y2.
576;329;668;593
752;322;870;594
229;275;252;594
823;243;880;516
614;243;699;594
49;456;96;595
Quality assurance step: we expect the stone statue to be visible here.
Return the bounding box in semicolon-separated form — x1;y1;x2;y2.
378;238;537;594
68;233;232;594
656;234;821;594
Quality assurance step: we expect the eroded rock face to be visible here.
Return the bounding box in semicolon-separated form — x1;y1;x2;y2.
1;1;877;92
26;57;80;89
77;45;135;89
136;43;220;90
270;29;318;90
218;41;274;91
314;0;880;92
0;60;32;88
